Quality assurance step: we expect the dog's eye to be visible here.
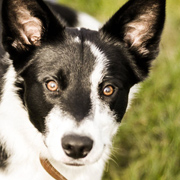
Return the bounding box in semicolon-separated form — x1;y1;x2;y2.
103;85;114;96
46;81;59;92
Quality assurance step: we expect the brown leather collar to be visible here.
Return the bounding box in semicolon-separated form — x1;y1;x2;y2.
40;157;67;180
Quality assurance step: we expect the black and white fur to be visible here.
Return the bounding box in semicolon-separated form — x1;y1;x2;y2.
0;0;165;179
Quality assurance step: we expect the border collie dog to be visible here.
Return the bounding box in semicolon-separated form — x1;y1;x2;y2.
0;0;165;179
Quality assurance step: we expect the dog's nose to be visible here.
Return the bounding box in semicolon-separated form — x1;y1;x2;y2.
61;135;93;159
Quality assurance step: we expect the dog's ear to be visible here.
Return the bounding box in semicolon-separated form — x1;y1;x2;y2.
2;0;64;61
100;0;165;80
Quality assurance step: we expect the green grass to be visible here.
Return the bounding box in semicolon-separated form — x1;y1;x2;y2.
59;0;180;179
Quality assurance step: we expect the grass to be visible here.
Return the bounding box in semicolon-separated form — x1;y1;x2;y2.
59;0;180;179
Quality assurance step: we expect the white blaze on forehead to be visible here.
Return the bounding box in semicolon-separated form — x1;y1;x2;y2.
86;40;119;151
85;41;108;93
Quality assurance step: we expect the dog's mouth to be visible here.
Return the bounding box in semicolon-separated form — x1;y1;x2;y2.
65;162;85;167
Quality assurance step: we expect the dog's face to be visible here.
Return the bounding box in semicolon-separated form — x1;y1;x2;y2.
2;0;165;167
18;29;133;165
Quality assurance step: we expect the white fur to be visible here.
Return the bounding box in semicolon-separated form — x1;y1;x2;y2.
127;84;140;110
74;36;81;43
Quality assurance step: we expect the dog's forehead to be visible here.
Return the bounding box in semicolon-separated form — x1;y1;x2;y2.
33;28;106;82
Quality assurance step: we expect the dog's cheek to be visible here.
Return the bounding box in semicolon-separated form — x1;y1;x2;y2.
89;102;119;154
24;83;53;133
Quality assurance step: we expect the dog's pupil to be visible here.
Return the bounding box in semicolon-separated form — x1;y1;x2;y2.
50;83;56;88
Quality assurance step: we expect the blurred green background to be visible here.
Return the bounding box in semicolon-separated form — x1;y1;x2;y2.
58;0;180;179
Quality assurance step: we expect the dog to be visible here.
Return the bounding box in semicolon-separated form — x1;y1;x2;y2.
0;0;165;179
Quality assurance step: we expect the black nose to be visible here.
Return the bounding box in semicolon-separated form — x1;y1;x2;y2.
62;135;93;159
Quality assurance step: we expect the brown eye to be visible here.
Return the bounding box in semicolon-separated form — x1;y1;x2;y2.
46;81;59;92
103;85;114;96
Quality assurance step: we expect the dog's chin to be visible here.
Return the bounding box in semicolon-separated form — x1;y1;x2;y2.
60;158;98;167
50;154;102;169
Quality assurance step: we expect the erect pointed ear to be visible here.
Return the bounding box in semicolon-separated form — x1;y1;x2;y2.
100;0;166;80
2;0;64;60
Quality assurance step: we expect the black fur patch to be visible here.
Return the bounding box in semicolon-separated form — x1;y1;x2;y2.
0;143;9;169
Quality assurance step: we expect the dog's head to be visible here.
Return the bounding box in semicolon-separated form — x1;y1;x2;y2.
2;0;165;167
